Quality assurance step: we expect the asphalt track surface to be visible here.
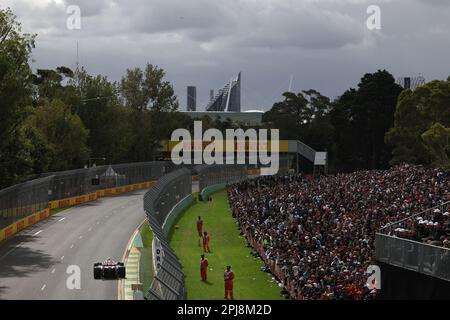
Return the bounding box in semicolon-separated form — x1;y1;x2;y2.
0;190;147;300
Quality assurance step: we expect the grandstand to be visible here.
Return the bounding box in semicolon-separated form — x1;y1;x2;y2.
226;164;450;299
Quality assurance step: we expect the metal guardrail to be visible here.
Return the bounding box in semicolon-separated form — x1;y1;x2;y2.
375;201;450;281
144;168;192;300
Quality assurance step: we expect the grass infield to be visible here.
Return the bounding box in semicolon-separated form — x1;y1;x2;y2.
170;190;284;300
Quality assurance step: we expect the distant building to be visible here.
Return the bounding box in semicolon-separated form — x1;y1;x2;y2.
187;86;197;111
206;73;241;112
183;110;263;126
396;76;426;90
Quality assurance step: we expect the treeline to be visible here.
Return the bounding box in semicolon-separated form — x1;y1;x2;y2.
263;71;450;172
0;8;190;188
1;8;449;189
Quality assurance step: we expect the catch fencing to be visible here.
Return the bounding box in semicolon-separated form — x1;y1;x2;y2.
0;161;173;231
143;168;192;300
0;176;54;229
194;164;249;194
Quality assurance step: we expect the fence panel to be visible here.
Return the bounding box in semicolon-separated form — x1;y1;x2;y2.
143;168;192;300
195;164;248;193
0;176;54;229
1;161;173;230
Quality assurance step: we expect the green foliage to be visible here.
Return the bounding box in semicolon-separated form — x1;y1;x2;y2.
0;8;36;187
263;89;334;150
26;99;90;171
421;123;450;169
120;63;179;112
386;80;450;167
70;68;133;163
331;70;403;171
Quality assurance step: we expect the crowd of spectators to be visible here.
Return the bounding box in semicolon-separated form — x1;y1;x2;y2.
227;164;450;300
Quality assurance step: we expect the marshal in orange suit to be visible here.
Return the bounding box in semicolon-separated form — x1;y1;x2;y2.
200;254;209;281
224;265;235;300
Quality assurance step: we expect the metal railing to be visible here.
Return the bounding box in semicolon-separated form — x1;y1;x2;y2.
375;201;450;281
143;168;192;300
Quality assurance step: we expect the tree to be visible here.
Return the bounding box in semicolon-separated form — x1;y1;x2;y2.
263;90;334;149
0;8;36;186
70;68;133;163
421;123;450;169
119;63;188;161
27;99;90;171
263;92;308;140
386;79;450;167
120;63;178;112
331;70;403;171
32;66;76;105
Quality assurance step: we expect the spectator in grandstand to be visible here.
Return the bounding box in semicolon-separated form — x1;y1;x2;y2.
227;164;449;300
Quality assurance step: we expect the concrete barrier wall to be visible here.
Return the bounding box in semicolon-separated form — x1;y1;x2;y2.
50;180;157;209
162;194;195;238
0;208;50;242
200;183;227;201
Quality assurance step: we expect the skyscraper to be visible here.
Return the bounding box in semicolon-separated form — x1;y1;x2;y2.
187;86;197;111
396;76;425;90
206;72;241;112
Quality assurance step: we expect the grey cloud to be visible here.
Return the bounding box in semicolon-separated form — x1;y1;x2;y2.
3;0;450;111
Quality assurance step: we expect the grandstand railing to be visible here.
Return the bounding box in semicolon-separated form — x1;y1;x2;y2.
143;168;192;300
375;201;450;281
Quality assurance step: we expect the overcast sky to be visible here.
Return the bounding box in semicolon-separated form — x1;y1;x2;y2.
2;0;450;110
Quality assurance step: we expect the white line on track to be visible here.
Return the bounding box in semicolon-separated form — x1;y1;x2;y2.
51;268;56;274
34;230;43;236
41;284;46;291
58;217;66;222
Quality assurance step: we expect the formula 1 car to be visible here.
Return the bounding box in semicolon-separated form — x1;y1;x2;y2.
93;259;126;280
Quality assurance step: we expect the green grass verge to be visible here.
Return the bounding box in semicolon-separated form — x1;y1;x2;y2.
170;190;284;300
139;222;153;293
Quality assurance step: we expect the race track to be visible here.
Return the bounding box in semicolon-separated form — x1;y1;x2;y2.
0;190;147;300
